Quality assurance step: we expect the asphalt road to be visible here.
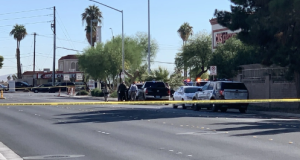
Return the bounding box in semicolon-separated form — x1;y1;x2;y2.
0;92;300;160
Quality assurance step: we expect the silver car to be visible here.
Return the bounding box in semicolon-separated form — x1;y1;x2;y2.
193;81;249;113
0;84;8;91
172;86;201;109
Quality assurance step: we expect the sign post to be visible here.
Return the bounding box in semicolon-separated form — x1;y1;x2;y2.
64;74;70;94
210;66;217;80
121;72;125;80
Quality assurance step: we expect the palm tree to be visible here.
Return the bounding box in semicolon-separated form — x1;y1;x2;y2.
10;24;27;79
177;22;193;46
177;22;193;78
82;5;103;47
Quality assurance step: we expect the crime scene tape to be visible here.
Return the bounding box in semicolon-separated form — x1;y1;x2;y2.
1;99;300;106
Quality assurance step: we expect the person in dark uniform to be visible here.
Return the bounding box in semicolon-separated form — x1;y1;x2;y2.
118;81;127;101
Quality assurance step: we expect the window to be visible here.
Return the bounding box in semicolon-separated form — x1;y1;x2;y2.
71;62;75;69
76;62;79;71
60;63;63;71
144;82;166;88
184;87;200;93
202;83;209;91
207;83;214;90
217;82;222;90
221;82;247;90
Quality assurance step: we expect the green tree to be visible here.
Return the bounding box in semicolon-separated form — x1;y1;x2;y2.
175;31;212;80
78;35;144;89
82;5;102;47
10;24;27;79
0;55;3;69
214;0;300;104
7;75;11;81
209;37;260;79
178;22;193;78
143;67;170;82
168;70;184;90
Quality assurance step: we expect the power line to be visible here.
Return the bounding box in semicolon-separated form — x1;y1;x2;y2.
56;11;76;50
0;7;52;16
37;34;88;44
0;14;53;21
0;21;52;28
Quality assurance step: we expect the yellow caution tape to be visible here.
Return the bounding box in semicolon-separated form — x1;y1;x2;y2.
0;99;300;106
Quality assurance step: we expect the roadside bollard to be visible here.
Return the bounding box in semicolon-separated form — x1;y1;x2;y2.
58;88;61;97
0;90;5;99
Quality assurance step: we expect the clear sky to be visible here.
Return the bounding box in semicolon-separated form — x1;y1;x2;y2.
0;0;231;76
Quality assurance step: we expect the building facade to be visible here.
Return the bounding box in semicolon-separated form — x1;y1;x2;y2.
209;18;241;51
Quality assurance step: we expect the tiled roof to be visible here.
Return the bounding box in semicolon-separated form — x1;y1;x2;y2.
59;55;78;60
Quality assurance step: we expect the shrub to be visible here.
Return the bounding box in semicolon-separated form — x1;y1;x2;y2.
110;90;118;98
91;88;104;97
76;90;89;96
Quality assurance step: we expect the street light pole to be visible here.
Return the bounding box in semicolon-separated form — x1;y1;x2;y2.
148;0;151;74
89;0;124;74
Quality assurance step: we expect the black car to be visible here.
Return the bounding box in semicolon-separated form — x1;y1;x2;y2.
48;82;75;93
138;81;170;101
31;84;53;93
15;81;32;91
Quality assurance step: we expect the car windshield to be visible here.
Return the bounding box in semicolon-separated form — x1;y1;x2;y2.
184;87;200;93
222;83;247;90
144;82;165;88
196;82;208;86
22;82;29;85
137;84;143;89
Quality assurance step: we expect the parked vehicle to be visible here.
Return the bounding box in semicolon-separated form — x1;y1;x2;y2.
74;82;88;91
172;86;202;109
193;81;249;113
48;82;75;93
138;81;170;101
15;81;32;91
31;84;53;93
0;84;8;91
127;83;144;100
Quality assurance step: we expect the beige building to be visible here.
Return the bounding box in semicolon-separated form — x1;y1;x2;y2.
58;55;80;72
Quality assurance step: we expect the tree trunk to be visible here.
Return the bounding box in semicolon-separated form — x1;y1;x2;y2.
294;71;300;109
16;48;22;79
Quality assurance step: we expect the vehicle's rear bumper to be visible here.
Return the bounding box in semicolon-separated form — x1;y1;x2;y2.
145;95;170;100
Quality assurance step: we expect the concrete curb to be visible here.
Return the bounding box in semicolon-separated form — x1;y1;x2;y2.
58;95;118;101
0;142;23;160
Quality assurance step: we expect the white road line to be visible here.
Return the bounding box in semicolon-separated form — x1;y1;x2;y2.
0;142;23;160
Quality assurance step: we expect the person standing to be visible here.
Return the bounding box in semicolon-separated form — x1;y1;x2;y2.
118;81;127;101
129;82;138;101
103;86;109;102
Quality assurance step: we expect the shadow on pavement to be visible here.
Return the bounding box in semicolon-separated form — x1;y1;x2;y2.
212;120;300;136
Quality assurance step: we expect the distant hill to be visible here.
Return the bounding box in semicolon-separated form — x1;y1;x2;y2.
0;74;13;82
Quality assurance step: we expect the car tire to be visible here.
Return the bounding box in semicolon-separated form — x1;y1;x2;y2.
239;108;246;113
210;98;219;112
220;108;227;112
172;98;178;109
182;99;187;109
192;98;200;111
34;90;38;93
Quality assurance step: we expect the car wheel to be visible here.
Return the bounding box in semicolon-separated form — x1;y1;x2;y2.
172;98;178;109
182;99;187;109
220;108;227;112
192;98;200;111
210;98;218;112
239;108;246;113
34;90;38;93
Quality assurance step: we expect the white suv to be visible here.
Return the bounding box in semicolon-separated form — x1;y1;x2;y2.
193;81;249;113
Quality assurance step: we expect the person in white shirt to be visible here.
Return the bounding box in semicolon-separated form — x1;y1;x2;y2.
129;82;138;101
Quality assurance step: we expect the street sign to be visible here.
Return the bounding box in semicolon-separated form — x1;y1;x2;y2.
88;80;95;90
210;66;217;75
64;74;70;81
76;73;83;81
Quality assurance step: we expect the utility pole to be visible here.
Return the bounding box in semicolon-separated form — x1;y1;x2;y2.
33;33;36;72
33;32;36;86
147;0;151;74
51;6;56;86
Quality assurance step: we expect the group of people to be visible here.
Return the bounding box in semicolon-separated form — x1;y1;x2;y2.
117;81;138;101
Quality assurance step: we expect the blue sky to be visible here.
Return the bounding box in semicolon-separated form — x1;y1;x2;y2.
0;0;231;76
